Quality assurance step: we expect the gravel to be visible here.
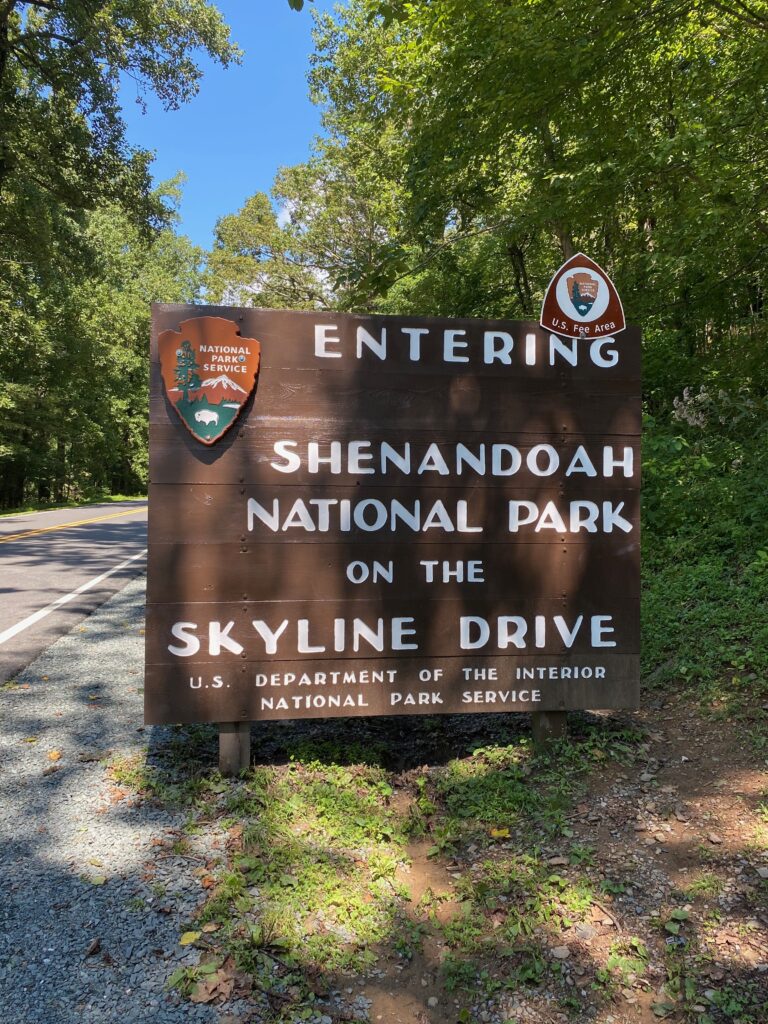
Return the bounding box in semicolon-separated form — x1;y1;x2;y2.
0;576;227;1024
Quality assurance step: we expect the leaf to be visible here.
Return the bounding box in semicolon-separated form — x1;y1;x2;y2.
47;750;61;761
490;827;510;838
202;922;220;933
669;908;689;921
665;921;680;934
651;1002;676;1017
179;930;201;946
89;875;107;886
197;961;220;975
190;966;235;1004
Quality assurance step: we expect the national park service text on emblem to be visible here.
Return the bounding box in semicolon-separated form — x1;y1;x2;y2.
158;316;261;445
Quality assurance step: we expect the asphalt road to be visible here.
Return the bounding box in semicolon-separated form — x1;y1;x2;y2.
0;500;147;682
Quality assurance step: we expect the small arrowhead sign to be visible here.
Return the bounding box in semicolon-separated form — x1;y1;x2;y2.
158;316;261;446
540;253;625;340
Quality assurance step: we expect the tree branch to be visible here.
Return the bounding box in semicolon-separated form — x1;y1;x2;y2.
705;0;768;29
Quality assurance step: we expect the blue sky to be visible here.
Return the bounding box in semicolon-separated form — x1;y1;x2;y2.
119;1;336;250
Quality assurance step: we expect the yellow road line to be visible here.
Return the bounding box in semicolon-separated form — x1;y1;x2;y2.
0;506;147;545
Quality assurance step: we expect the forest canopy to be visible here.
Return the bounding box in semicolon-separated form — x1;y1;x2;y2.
0;0;238;508
1;0;766;515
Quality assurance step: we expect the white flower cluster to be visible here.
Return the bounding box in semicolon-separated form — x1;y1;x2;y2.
672;384;763;431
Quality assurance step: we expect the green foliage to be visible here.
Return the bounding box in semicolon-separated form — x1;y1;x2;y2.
642;403;768;708
0;0;235;506
594;937;649;991
0;185;204;505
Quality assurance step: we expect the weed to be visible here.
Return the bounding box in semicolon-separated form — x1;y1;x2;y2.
599;878;627;896
442;954;478;992
593;937;649;992
568;844;596;867
681;873;724;899
391;916;428;959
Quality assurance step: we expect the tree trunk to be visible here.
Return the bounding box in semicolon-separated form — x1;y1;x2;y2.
0;2;16;195
507;243;534;317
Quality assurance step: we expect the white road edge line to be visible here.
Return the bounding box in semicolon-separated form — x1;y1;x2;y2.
0;548;148;647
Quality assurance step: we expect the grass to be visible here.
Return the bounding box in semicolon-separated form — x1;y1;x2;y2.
107;706;768;1022
108;719;651;1020
0;492;146;517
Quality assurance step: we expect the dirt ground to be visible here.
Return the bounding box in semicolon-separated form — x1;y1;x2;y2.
338;696;768;1024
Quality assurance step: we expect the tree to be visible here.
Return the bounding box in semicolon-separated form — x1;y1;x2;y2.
0;180;205;507
302;0;768;400
175;341;202;404
0;1;237;506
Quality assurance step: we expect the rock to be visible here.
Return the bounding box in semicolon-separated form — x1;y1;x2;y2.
547;856;569;866
551;945;571;960
707;833;723;845
427;996;439;1008
640;773;655;782
756;867;768;879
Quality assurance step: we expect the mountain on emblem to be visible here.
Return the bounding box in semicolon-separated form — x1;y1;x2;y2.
158;316;261;445
540;253;625;340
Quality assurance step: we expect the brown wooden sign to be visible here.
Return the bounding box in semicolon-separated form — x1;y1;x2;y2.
145;304;641;725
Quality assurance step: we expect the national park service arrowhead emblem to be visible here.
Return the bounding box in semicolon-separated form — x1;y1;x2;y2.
158;316;261;445
540;254;625;340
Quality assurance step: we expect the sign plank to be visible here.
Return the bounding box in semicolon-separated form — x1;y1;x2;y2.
145;305;641;725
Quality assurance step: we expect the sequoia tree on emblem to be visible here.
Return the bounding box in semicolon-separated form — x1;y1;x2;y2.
158;316;261;445
540;253;625;340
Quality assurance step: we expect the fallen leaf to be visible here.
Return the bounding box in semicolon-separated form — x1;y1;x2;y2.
179;930;201;946
89;875;107;886
85;938;101;957
202;922;220;933
489;827;510;839
47;750;62;761
190;966;235;1004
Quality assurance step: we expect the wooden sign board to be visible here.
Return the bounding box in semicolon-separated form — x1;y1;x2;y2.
145;304;640;726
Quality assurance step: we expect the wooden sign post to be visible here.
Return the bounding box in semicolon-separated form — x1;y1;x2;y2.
145;297;640;772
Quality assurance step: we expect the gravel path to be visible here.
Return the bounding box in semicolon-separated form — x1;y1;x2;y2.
0;576;233;1024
